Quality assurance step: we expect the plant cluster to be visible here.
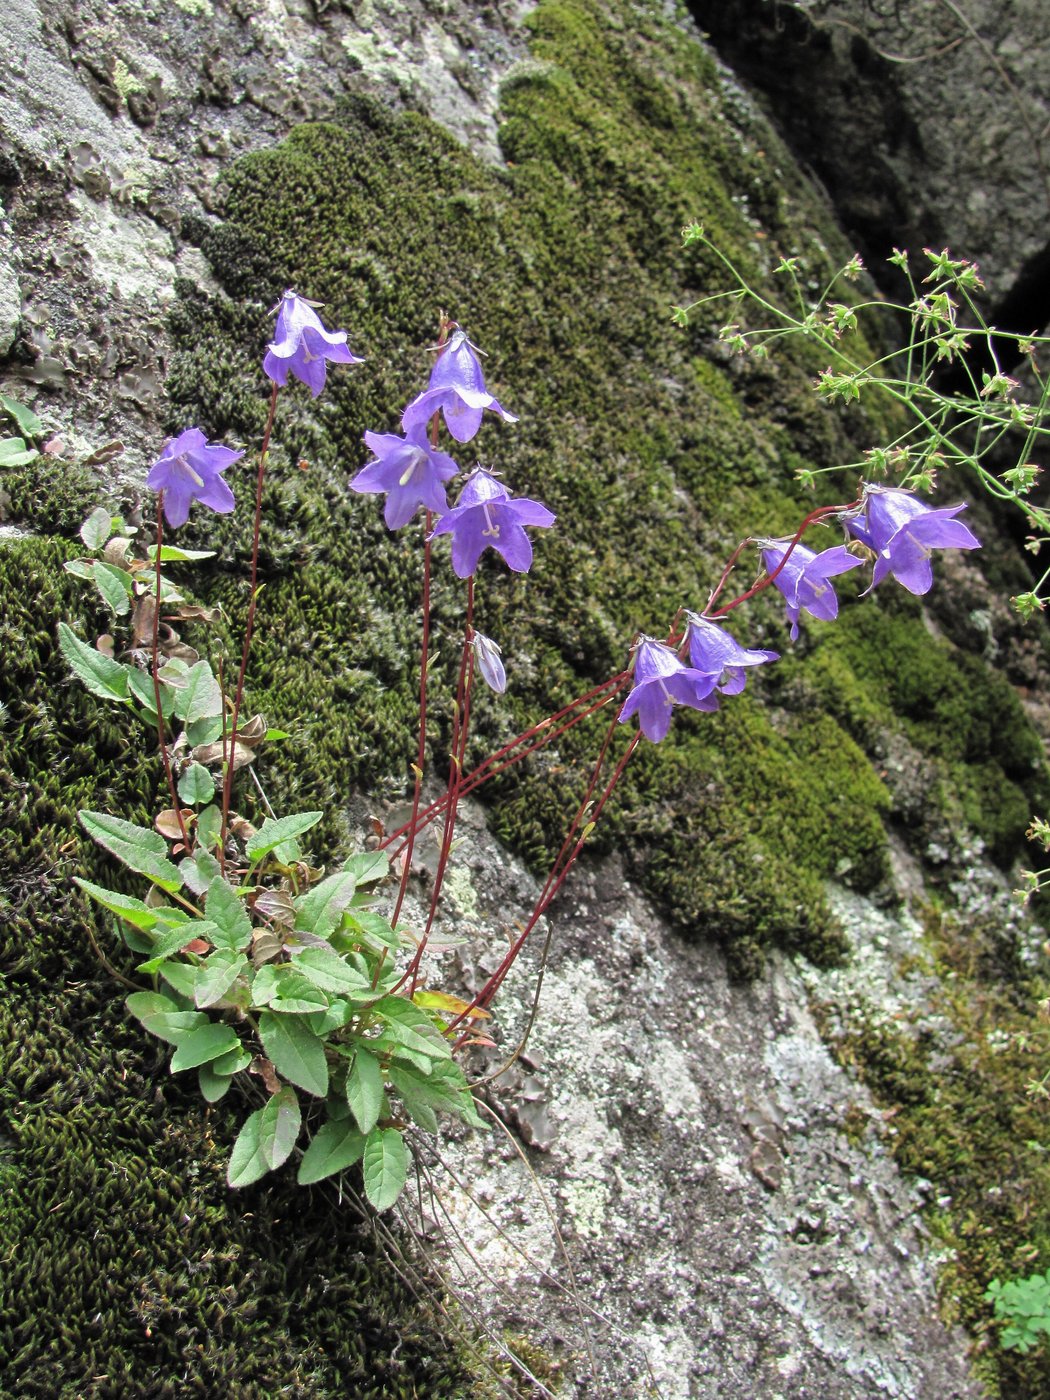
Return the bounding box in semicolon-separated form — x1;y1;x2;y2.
60;278;988;1216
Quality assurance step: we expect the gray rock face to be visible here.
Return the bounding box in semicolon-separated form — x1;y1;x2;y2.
693;0;1050;305
396;799;983;1398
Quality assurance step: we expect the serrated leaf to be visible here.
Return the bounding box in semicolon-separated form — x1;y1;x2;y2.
2;393;44;439
170;1022;241;1072
246;811;323;864
297;1118;366;1185
126;666;176;720
178;848;222;896
291;946;371;996
171;660;223;723
92;560;132;617
126;991;208;1046
136;918;216;973
178;763;215;806
259;1086;301;1170
159;961;197;999
294;871;358;940
74;877;159;931
194;950;249;1008
343;851;391;886
304;999;354;1036
363;1127;409;1211
341;909;401;954
259;1011;329;1098
371;996;452;1059
227;1107;270;1188
198;1063;233;1103
79;505;114;550
268;967;330;1015
205;876;253;951
346;1047;385;1135
79;810;181;890
58;623;130;704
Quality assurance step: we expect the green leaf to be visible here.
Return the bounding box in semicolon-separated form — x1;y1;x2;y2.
136;917;213;973
178;848;222;897
58;623;130;704
264;728;291;742
303;999;354;1036
259;1086;301;1170
74;878;159;931
126;666;176;720
291;947;371;997
2;393;44;439
145;544;217;563
79;810;181;890
0;436;38;466
159;961;197;999
212;1044;252;1077
196;804;223;849
371;996;452;1060
343;851;391;886
194;950;249;1008
170;1023;242;1072
296;1119;366;1185
346;1047;385;1135
227;1108;270;1188
246;811;323;864
259;1011;329;1098
205;876;253;951
362;1127;409;1211
294;871;358;940
198;1063;233;1103
92;560;132;617
185;715;223;747
171;660;223;723
178;763;215;806
126;991;208;1046
341;910;401;954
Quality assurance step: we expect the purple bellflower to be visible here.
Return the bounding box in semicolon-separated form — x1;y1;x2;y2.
146;428;244;529
349;423;459;529
429;468;555;578
683;611;779;695
844;483;981;595
402;329;518;444
263;290;363;397
761;541;862;641
618;637;720;743
472;632;507;694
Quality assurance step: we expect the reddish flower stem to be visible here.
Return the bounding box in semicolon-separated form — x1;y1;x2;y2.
221;381;279;850
706;499;859;618
382;672;630;856
152;495;192;853
390;315;456;929
450;721;641;1042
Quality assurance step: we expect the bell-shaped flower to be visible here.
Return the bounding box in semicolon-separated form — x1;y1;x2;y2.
263;290;363;397
472;631;507;694
429;468;554;578
402;330;518;444
617;637;720;743
761;540;861;641
146;427;243;529
683;612;778;695
844;483;981;595
349;423;459;529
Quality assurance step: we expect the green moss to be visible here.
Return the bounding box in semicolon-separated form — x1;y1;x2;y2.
0;537;477;1396
815;908;1050;1398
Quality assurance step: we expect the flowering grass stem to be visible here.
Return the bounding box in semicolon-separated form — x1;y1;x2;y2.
221;381;279;850
151;494;192;853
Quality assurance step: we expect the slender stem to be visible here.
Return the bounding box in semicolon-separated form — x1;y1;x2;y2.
222;381;279;847
399;576;475;996
390;315;456;927
391;516;433;928
152;495;192;852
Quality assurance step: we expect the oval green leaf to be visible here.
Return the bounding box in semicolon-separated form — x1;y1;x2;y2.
363;1127;409;1212
297;1119;366;1186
